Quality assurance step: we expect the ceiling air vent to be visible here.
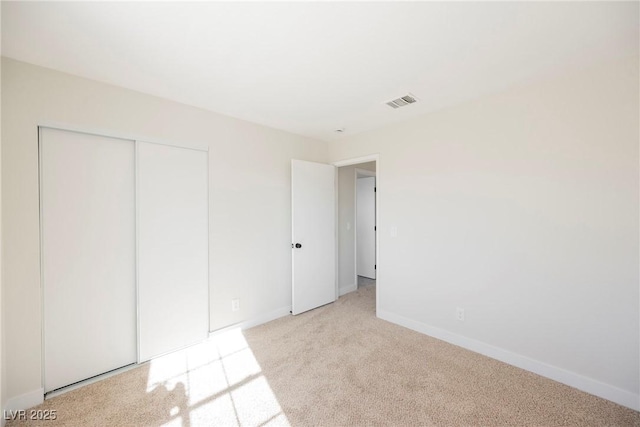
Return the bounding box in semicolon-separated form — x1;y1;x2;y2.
386;94;418;109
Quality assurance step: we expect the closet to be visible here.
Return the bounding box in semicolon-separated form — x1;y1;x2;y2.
40;127;208;393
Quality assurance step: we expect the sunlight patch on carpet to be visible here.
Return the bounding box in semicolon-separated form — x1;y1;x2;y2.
148;328;290;427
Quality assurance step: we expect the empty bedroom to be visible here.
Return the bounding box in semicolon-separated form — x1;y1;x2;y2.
0;1;639;426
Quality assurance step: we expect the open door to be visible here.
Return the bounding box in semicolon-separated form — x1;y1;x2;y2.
357;176;376;279
291;159;336;315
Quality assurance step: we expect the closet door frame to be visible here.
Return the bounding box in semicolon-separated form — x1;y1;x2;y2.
38;124;210;393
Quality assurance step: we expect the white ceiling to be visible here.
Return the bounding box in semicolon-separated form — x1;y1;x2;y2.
2;1;638;142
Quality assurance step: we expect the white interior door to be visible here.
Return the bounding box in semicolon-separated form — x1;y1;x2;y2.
291;160;336;315
41;128;137;393
357;176;376;279
137;141;209;362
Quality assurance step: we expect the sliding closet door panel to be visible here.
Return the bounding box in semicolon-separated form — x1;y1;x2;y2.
137;142;209;362
41;128;136;393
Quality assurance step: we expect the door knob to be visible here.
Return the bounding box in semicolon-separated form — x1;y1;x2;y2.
295;243;302;248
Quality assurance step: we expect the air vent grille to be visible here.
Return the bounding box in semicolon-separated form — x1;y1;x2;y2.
386;94;418;109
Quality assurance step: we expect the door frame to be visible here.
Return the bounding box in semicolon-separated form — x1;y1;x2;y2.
38;124;211;397
332;154;380;314
354;169;376;283
38;127;138;394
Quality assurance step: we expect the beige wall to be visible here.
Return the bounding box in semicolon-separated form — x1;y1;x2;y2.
2;53;639;411
1;57;327;403
337;162;375;293
329;57;640;407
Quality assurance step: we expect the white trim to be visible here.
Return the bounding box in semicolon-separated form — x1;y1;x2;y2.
291;161;295;312
205;149;211;343
135;141;141;363
333;154;378;168
3;388;44;413
353;168;359;283
37;128;46;393
353;168;358;283
37;122;208;152
332;154;380;314
238;306;291;330
209;306;291;337
334;166;340;301
339;284;357;296
378;310;640;411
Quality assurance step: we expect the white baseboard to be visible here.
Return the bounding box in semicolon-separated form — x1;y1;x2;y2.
209;305;291;337
339;284;357;296
238;306;291;330
378;310;639;411
3;388;44;419
3;307;291;421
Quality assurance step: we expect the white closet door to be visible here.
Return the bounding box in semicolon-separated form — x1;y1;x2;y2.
137;141;209;362
41;128;137;393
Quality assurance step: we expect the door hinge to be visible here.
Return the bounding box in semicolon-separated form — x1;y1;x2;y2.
374;226;376;231
374;187;376;192
375;264;377;270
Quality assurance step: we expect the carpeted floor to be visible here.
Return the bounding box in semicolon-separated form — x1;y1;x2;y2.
8;285;640;426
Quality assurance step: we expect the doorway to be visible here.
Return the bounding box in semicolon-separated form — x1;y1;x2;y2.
333;155;378;311
356;169;376;287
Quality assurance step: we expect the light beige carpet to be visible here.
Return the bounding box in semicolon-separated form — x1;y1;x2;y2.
8;286;640;426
